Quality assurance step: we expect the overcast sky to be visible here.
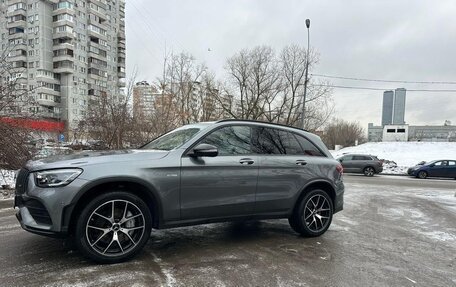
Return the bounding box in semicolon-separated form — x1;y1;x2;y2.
125;0;456;129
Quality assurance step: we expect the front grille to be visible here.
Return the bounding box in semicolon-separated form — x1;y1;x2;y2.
24;199;52;225
15;168;29;195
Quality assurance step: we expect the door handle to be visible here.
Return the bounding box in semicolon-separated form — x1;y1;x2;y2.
239;158;255;165
295;160;307;166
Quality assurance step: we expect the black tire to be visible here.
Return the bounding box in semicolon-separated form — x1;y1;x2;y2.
417;171;427;179
289;189;333;237
75;191;152;264
363;166;375;177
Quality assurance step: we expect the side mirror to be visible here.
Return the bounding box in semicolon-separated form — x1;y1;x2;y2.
189;143;218;157
338;159;343;162
429;164;435;167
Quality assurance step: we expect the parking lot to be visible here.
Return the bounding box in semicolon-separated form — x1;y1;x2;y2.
0;175;455;287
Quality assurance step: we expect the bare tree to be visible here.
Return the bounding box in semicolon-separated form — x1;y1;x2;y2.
78;72;136;149
321;118;366;149
0;45;37;169
216;45;333;130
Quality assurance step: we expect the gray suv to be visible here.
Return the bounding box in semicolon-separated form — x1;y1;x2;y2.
337;154;383;176
15;120;344;263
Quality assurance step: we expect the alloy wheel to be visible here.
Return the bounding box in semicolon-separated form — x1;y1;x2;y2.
364;167;375;177
85;200;145;257
303;194;331;233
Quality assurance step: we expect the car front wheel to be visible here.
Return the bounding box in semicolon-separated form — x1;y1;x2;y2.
289;189;333;237
75;191;152;263
417;171;428;179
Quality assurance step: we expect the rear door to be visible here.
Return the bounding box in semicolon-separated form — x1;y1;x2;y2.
444;161;456;178
253;127;328;214
340;155;355;172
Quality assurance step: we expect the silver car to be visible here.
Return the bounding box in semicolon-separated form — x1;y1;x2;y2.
15;120;344;263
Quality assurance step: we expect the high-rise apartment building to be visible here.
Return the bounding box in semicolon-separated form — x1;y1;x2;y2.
393;88;406;125
381;90;394;126
0;0;126;133
381;88;406;126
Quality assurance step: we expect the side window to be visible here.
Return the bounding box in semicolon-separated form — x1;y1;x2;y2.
353;155;369;160
341;155;353;161
199;126;251;156
434;161;442;166
251;127;302;155
448;161;456;166
294;134;325;157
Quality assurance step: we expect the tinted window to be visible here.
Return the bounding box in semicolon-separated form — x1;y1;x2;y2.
340;155;352;161
200;126;251;155
252;127;324;156
294;134;325;157
353;155;371;160
252;127;302;155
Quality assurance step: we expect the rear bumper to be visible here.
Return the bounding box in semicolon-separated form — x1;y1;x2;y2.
333;180;344;213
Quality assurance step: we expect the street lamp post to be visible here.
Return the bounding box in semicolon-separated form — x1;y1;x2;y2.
300;19;311;129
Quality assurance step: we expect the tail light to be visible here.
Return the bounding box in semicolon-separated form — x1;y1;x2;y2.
336;163;344;175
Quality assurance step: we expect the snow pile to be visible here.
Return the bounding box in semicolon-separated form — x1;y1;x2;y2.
0;170;16;188
332;142;456;175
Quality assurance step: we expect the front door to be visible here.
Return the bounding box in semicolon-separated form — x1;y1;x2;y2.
180;125;258;220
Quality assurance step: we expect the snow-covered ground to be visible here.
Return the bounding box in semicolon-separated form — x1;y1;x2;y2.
0;170;16;188
332;141;456;175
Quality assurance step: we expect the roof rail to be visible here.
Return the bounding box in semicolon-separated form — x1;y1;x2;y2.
215;119;308;132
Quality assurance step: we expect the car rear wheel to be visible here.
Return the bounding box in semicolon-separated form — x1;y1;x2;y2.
75;191;152;263
418;171;428;179
363;167;375;177
289;189;333;237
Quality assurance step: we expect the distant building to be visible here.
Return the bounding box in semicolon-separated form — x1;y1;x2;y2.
368;123;456;142
383;125;408;142
381;90;394;126
381;89;407;126
132;81;160;119
393;88;406;124
367;123;383;142
0;0;126;134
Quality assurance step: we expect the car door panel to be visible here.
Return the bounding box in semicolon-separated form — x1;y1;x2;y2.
253;127;329;214
180;125;258;220
180;156;258;219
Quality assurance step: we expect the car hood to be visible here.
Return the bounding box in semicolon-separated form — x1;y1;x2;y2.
26;149;169;171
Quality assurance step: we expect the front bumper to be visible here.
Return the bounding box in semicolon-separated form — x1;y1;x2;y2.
14;169;88;237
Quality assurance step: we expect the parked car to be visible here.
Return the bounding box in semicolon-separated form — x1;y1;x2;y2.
337;154;383;176
407;160;456;179
14;120;344;263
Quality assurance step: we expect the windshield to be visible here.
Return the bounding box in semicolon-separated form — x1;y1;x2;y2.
141;128;201;151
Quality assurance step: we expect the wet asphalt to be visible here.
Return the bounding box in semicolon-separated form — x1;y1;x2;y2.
0;175;455;287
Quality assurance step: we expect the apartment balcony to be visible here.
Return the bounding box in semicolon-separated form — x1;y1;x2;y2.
39;110;61;120
6;8;26;17
88;29;107;41
52;42;74;51
6;19;26;29
37;98;59;107
53;31;74;40
88;0;107;9
36;87;60;97
52;20;74;29
117;79;126;87
53;61;74;74
89;6;106;20
52;8;73;16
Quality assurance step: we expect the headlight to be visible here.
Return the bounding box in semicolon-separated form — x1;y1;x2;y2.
34;169;83;188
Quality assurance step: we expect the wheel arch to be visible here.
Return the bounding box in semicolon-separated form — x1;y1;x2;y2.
63;177;163;234
292;180;336;214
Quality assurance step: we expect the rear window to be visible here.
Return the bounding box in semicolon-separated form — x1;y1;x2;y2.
252;127;324;156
